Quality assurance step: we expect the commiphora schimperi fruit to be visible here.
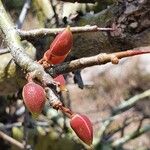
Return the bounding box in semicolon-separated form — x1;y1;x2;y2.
22;81;46;118
70;113;93;146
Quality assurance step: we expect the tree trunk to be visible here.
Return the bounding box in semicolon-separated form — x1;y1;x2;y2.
70;0;150;58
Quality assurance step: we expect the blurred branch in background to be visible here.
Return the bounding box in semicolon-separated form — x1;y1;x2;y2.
50;0;59;27
16;2;32;148
32;0;55;27
96;89;150;145
16;0;31;29
0;131;24;149
23;109;31;150
104;115;150;140
112;89;150;115
112;125;150;148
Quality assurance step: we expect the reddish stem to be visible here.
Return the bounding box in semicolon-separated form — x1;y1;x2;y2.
116;49;150;59
52;101;74;118
26;73;33;82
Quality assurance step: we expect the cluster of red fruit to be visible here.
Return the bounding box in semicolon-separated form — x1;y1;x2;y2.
22;27;93;146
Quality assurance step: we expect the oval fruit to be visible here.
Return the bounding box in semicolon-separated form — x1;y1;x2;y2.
22;82;46;117
70;113;93;145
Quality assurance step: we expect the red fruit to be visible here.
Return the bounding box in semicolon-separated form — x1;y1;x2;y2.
54;75;67;91
22;82;46;117
50;26;73;56
70;114;93;145
43;26;73;64
44;52;68;65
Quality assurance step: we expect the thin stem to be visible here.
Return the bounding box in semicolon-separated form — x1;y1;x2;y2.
23;109;29;150
97;89;150;144
112;126;150;148
16;0;31;29
0;131;24;149
112;89;150;115
45;87;74;118
18;25;114;38
50;0;59;27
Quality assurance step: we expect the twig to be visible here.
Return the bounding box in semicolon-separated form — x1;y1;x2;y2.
0;122;22;130
48;50;150;77
50;0;59;27
104;115;149;140
97;89;150;144
45;87;73;118
16;0;31;29
6;42;145;88
120;118;127;137
0;131;24;149
98;115;119;143
112;125;150;148
17;25;114;38
136;117;144;132
23;109;30;150
112;89;150;115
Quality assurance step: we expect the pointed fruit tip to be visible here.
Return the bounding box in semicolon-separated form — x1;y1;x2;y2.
66;25;71;31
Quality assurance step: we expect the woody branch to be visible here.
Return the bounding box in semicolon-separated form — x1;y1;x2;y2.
0;0;150;110
0;0;71;117
18;25;114;39
48;49;150;77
